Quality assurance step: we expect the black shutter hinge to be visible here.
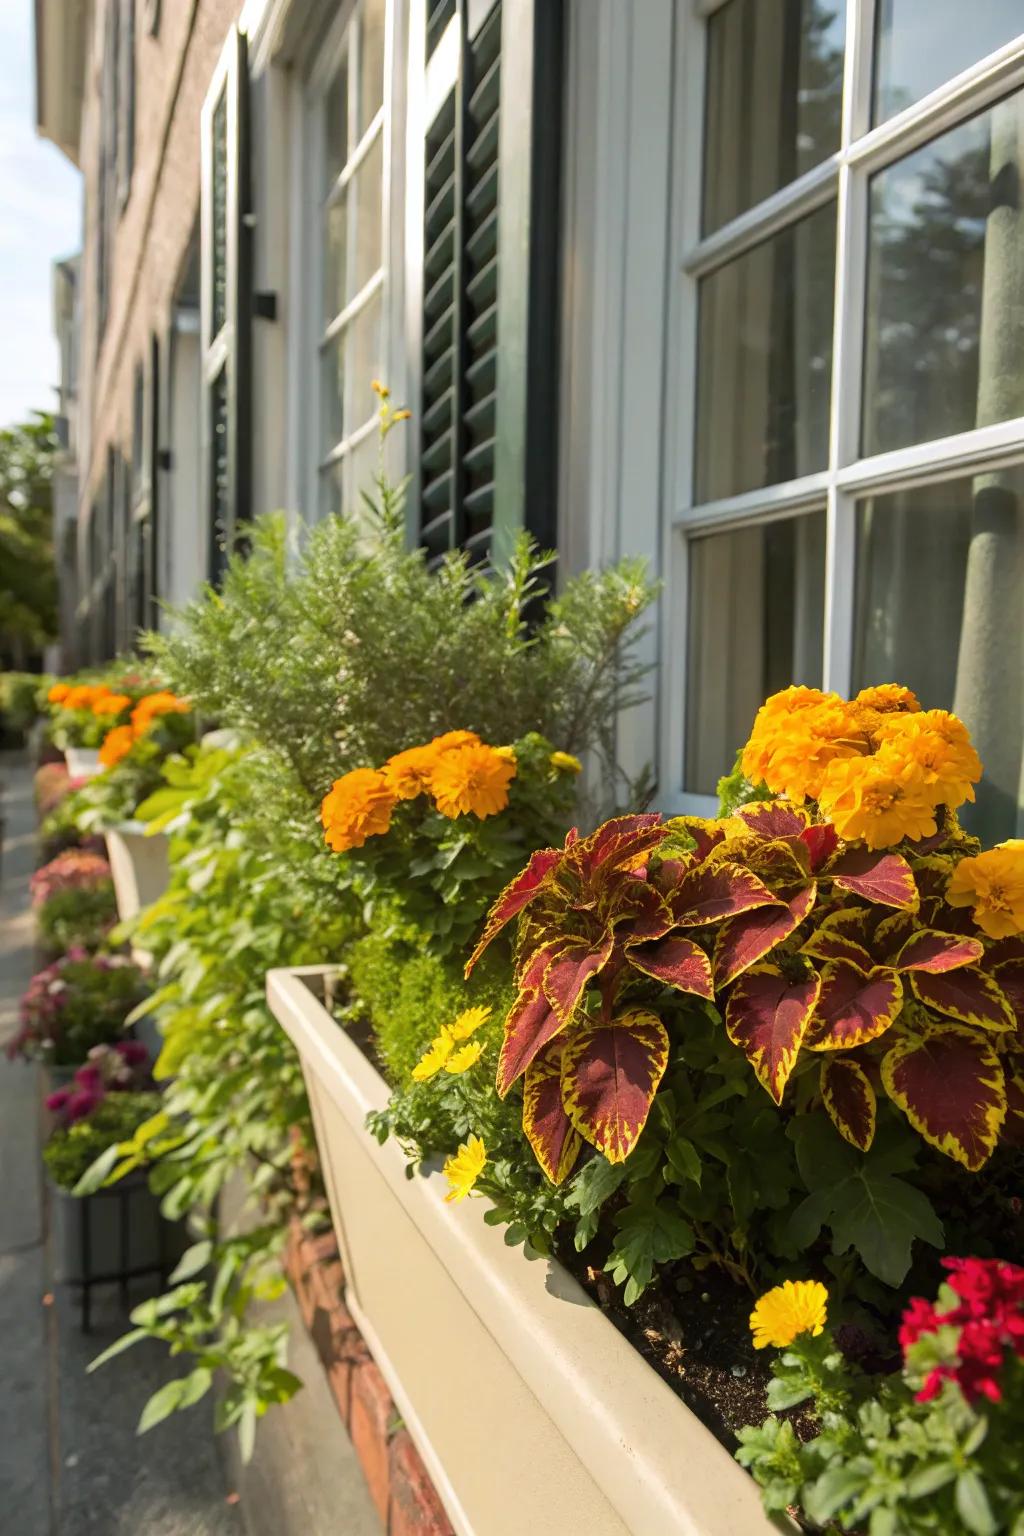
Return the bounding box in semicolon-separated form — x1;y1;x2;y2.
253;291;277;321
157;448;173;471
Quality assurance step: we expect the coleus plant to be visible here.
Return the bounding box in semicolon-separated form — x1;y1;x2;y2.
467;805;1024;1183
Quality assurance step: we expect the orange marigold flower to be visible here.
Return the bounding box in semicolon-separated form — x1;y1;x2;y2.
63;684;104;712
131;690;190;736
854;684;921;716
429;729;482;754
743;695;868;803
382;743;441;801
99;725;136;769
875;710;981;810
429;742;516;820
947;841;1024;939
818;748;937;850
92;691;132;716
47;682;70;705
321;768;397;852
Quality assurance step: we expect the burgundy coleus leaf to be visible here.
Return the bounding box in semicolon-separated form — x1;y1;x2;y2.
873;910;916;961
465;845;562;976
672;862;781;928
671;817;728;863
542;932;616;1026
985;936;1024;968
713;884;816;988
495;945;569;1097
752;838;811;886
1003;1070;1024;1149
615;882;676;946
991;961;1024;1031
560;1009;670;1163
820;1057;877;1151
895;929;985;974
629;934;714;1000
521;1041;583;1184
912;855;956;903
801;911;874;968
825;848;919;911
800;822;839;872
724;963;821;1105
571;814;667;881
733;801;809;838
806;961;904;1051
910;967;1016;1033
881;1025;1006;1171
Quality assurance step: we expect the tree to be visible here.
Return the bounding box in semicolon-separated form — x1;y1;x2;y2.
0;412;59;667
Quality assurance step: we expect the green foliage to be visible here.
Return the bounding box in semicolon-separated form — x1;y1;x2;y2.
42;1092;163;1191
72;710;198;831
15;952;146;1065
36;881;117;954
716;751;772;816
0;671;47;739
0;414;58;662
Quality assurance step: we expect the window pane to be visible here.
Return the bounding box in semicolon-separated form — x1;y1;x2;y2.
873;1;1023;126
211;88;228;337
323;192;348;324
319;461;344;520
359;0;387;137
863;92;1024;458
685;511;826;795
695;201;836;504
703;0;846;236
853;468;1024;841
324;55;349;191
346;290;383;436
320;333;345;452
354;131;383;294
348;424;381;512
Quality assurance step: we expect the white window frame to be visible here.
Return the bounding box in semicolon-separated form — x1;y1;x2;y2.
302;0;395;519
662;0;1024;815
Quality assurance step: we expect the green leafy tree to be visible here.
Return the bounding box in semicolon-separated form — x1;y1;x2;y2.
0;413;59;664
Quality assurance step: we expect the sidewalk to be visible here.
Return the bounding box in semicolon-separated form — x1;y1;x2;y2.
0;752;244;1535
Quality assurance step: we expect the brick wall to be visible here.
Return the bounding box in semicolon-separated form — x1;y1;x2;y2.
284;1218;455;1536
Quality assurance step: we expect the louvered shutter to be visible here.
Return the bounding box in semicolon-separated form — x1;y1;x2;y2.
200;27;253;582
417;0;562;569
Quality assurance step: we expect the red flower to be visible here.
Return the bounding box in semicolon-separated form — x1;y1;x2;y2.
901;1256;1024;1404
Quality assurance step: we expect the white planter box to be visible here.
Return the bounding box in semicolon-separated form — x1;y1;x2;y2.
104;822;170;923
267;966;783;1536
64;747;103;779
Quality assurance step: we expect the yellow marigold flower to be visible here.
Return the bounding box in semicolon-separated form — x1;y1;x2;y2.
411;1032;454;1082
550;750;583;774
444;1040;484;1074
99;725;136;769
47;682;70;705
875;710;981;810
854;684;921;716
818;749;937;849
448;1005;491;1040
443;1135;487;1202
947;841;1024;939
382;743;441;801
92;691;132;716
131;690;189;736
320;767;397;852
750;1280;828;1350
430;741;516;820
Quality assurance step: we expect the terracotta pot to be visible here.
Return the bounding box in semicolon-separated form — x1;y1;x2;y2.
267;965;784;1536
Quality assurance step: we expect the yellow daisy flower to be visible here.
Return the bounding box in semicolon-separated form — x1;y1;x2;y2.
443;1135;487;1202
750;1280;828;1350
550;751;583;774
448;1005;491;1041
444;1041;483;1074
411;1031;454;1082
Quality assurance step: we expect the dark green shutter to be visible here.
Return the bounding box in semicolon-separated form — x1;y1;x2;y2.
200;26;252;582
417;0;562;569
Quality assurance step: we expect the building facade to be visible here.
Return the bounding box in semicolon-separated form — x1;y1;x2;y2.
36;0;1024;838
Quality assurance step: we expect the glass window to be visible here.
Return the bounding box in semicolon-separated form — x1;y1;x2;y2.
853;468;1024;840
354;132;384;295
324;57;349;189
359;0;387;135
863;90;1024;457
695;201;837;503
703;0;846;235
685;511;827;794
211;89;228;338
873;1;1024;125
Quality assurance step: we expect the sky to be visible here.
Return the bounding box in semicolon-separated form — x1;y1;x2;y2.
0;1;82;430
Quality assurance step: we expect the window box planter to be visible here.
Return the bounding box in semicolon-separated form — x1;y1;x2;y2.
64;747;103;779
104;822;170;923
49;1171;167;1287
267;965;784;1536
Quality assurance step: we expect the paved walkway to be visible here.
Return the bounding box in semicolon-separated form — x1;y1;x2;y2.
0;752;243;1536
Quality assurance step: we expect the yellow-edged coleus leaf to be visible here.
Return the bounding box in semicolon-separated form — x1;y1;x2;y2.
895;928;985;974
542;932;615;1025
672;862;781;928
820;1056;877;1151
806;961;904;1052
724;963;822;1105
799;821;839;873
628;933;714;999
824;848;919;911
989;960;1024;1030
713;884;816;988
465;845;562;976
800;909;874;968
495;944;567;1097
1003;1070;1024;1148
881;1024;1006;1171
568;814;667;882
732;801;810;838
665;816;727;862
560;1009;669;1163
521;1041;583;1184
910;967;1015;1033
